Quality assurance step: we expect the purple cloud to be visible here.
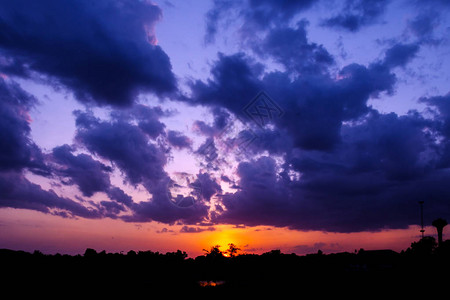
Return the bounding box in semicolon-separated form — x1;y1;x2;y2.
74;110;168;187
205;0;318;43
111;104;168;139
73;108;211;225
180;225;215;233
0;78;47;174
106;186;134;208
1;0;450;236
167;130;192;149
322;0;390;32
51;144;112;197
123;175;209;225
251;20;334;75
0;171;101;219
193;107;231;137
0;0;176;106
192;172;222;201
382;43;420;69
189;50;397;150
213;109;450;232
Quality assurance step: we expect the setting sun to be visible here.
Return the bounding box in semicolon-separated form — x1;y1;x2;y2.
198;226;242;254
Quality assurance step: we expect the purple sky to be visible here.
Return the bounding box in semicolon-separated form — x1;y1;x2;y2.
1;0;450;254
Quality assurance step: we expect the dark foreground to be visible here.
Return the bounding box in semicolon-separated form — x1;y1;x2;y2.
1;241;449;296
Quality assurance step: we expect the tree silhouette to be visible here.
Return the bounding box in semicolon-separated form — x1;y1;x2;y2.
203;245;223;258
84;248;97;258
226;243;241;257
432;218;448;247
3;245;450;293
408;236;437;256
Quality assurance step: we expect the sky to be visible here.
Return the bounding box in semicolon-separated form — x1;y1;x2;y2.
1;0;450;258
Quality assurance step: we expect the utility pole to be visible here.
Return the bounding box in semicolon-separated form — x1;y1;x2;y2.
419;201;425;239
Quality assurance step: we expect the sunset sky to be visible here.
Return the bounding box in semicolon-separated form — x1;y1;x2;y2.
1;0;450;258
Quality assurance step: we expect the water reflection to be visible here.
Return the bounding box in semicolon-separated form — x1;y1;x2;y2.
198;280;226;287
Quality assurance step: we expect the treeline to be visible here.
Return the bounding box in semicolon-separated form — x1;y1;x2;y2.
1;237;450;295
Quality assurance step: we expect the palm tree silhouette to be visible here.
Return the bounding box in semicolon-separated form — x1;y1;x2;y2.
432;218;448;247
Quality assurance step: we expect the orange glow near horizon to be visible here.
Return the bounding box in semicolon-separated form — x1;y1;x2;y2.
0;208;439;258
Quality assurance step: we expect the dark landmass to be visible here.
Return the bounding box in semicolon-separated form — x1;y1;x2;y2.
2;237;449;296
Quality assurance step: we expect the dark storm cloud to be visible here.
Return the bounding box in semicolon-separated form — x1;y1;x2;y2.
106;186;134;208
251;20;334;75
189;53;263;114
0;78;47;174
221;175;232;183
167;131;192;149
0;78;103;219
205;0;318;43
192;173;222;201
215;111;450;232
190;51;396;150
110;104;168;139
269;61;395;150
74;109;210;225
123;174;209;225
197;15;397;151
196;137;219;164
382;43;420;69
193;107;231;137
51;145;136;216
200;3;391;151
216;156;294;228
245;0;318;28
194;5;450;232
193;120;216;137
244;127;293;155
74;110;168;186
407;11;440;40
0;89;137;218
421;94;450;137
0;0;176;106
408;0;450;44
204;0;236;44
420;94;450;168
0;171;101;219
1;0;448;235
310;110;435;182
138;119;167;140
52;144;112;197
99;200;127;217
322;0;390;32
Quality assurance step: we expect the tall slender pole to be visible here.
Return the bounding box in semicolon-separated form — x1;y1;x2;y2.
419;201;424;239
